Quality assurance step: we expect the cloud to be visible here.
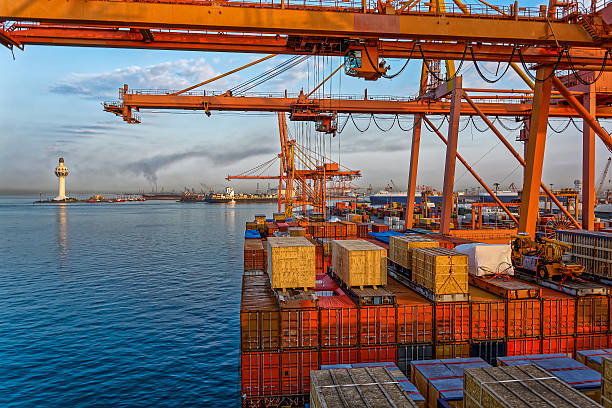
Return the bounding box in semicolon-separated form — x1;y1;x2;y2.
49;58;218;99
123;145;276;186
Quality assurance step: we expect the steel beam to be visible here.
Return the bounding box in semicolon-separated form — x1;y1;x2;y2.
0;0;596;46
582;84;596;230
7;25;611;66
115;93;612;118
519;66;554;237
440;76;462;235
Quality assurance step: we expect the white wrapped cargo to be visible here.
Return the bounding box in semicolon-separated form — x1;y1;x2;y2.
454;243;514;276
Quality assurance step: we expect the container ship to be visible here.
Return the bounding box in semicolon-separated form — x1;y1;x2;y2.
370;190;519;205
239;212;612;408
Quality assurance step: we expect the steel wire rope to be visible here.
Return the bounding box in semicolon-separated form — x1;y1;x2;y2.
517;47;564;82
397;115;416;132
469;45;517;83
565;49;610;85
229;55;303;93
459;117;472;132
417;42;470;82
338;114;351;134
350;114;373;132
571;117;582;132
547;119;572;133
499;163;522;185
496;117;525;131
372;115;398;131
360;41;417;79
471;116;490;133
239;55;310;94
423;115;448;132
454;139;503;183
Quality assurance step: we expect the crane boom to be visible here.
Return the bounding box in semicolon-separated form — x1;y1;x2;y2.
597;157;612;196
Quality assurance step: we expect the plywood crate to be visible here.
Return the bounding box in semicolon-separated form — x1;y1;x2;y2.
411;248;468;296
603;356;612;408
389;235;439;270
288;227;306;237
267;237;315;290
331;239;387;288
310;366;419;408
464;364;603;408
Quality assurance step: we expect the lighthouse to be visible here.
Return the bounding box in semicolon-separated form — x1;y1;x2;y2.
54;157;69;201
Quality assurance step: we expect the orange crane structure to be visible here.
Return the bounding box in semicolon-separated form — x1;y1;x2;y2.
3;0;612;236
225;112;361;218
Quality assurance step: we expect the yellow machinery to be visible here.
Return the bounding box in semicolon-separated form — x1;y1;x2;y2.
511;234;585;279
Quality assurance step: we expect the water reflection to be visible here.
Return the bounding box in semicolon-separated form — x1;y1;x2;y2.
56;204;69;268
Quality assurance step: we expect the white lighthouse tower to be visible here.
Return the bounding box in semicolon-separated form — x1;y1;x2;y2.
54;157;69;201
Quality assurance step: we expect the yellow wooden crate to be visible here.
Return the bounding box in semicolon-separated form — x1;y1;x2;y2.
604;357;612;406
411;247;468;295
288;227;306;237
389;235;438;270
267;237;315;290
332;239;387;288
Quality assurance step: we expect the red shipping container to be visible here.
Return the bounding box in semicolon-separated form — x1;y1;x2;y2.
435;302;470;342
576;334;609;351
540;287;576;337
320;347;360;366
470;286;506;341
280;349;319;394
576;295;609;334
359;305;396;345
280;308;319;348
507;338;541;356
542;336;575;357
372;224;389;232
335;223;347;238
507;299;540;338
359;345;397;363
319;294;359;347
357;223;369;239
244;239;265;271
241;351;281;397
388;278;434;344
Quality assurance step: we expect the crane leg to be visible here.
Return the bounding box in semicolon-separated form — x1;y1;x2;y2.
519;65;553;237
440;77;462;235
583;84;596;230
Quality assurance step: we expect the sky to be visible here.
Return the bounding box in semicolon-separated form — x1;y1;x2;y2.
1;42;611;195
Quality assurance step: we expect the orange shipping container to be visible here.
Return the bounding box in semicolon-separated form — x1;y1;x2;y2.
435;302;470;342
241;351;281;398
387;278;434;344
359;345;398;363
576;295;609;334
244;239;265;271
359;305;396;345
319;294;359;348
541;286;576;337
577;334;609;351
507;299;540;338
281;349;319;395
320;347;359;366
506;338;541;356
469;286;506;341
280;308;319;349
240;275;280;351
542;336;575;357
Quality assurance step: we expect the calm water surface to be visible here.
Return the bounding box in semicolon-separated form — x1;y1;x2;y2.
0;196;276;407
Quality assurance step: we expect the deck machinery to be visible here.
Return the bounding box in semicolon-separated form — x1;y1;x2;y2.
511;234;585;279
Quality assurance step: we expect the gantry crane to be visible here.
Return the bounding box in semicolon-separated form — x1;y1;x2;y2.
226;113;360;218
3;0;612;236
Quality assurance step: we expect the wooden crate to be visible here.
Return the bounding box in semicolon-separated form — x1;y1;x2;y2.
331;239;387;288
267;237;315;290
604;357;612;408
288;227;306;237
310;366;419;408
389;235;438;270
411;248;468;296
464;365;602;408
